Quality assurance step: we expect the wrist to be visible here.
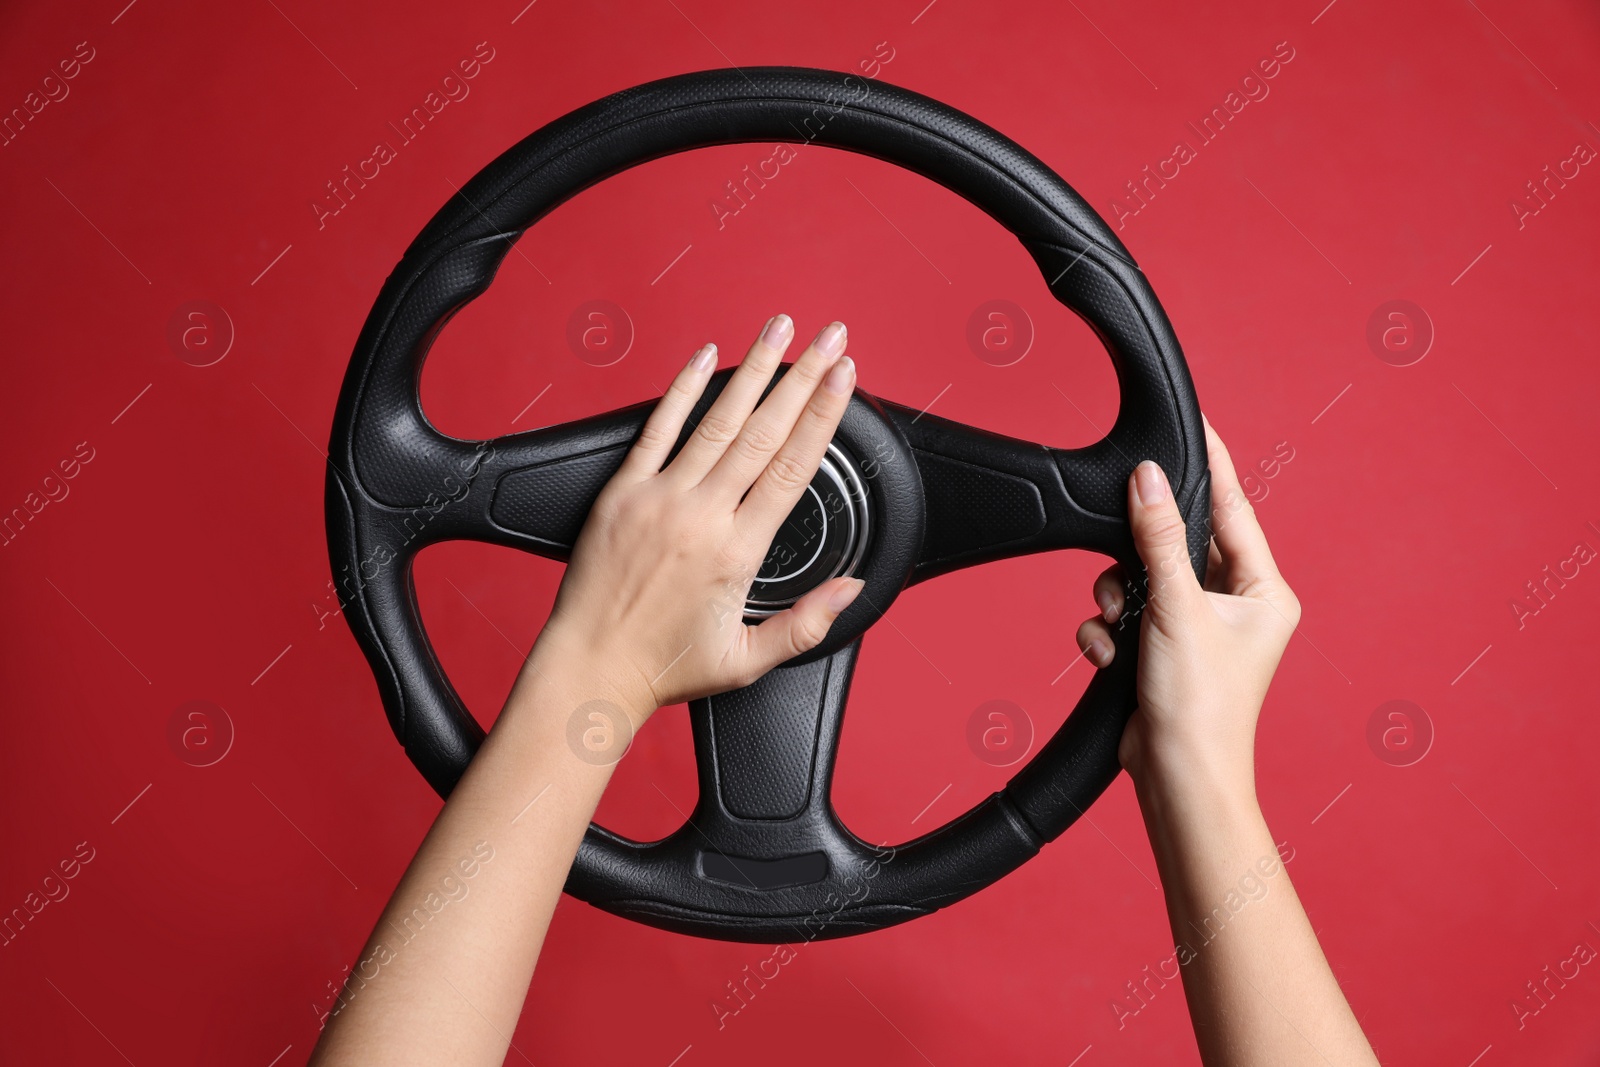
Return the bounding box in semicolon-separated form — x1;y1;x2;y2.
1133;772;1266;882
1129;739;1259;818
514;631;660;731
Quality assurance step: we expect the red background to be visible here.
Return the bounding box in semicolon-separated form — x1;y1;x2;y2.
3;0;1598;1063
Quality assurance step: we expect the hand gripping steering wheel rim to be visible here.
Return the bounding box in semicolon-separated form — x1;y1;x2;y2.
326;66;1209;942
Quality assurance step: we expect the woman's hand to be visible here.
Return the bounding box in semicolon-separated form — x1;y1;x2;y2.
526;313;863;720
1073;416;1302;794
1075;421;1378;1067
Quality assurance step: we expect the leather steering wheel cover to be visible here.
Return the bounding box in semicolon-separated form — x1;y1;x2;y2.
327;66;1209;940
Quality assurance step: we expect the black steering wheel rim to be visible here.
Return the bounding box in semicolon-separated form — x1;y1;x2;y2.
326;66;1209;942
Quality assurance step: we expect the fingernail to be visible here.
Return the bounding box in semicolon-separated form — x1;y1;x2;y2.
1096;590;1119;623
823;356;855;395
689;343;717;371
762;314;793;350
1134;460;1168;506
814;321;847;358
1087;639;1112;668
828;577;865;614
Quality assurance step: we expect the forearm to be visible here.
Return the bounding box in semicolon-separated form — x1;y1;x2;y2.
310;650;646;1066
1133;749;1377;1067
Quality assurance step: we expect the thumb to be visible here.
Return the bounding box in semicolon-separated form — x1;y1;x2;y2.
738;576;864;678
1128;460;1203;621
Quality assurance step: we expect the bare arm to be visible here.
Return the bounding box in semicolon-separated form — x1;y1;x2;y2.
1075;420;1378;1067
311;315;861;1066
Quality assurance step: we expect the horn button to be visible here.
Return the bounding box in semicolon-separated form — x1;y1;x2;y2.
745;443;870;617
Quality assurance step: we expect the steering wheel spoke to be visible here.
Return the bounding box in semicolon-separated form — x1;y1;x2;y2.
882;403;1136;581
680;641;861;872
451;405;647;560
567;639;988;943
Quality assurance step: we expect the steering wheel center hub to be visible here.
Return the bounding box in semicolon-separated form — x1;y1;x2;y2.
747;443;870;617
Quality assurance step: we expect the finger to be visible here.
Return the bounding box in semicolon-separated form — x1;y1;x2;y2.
736;354;855;536
1076;615;1116;669
1202;415;1286;594
1128;460;1204;620
1093;564;1128;624
734;576;863;679
667;314;795;484
618;342;718;479
704;320;848;502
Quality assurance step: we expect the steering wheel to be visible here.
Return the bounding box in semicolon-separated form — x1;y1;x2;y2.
326;66;1209;942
